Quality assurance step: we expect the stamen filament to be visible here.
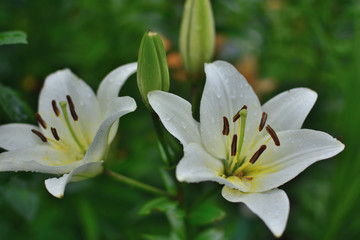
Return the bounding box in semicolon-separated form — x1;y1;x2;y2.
35;113;47;129
60;101;86;153
265;125;280;146
235;108;247;162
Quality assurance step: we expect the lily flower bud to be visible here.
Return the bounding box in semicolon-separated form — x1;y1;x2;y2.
137;30;170;108
179;0;215;79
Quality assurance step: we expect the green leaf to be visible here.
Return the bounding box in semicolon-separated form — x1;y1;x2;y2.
0;83;34;122
166;208;186;240
159;168;178;195
3;179;39;221
142;234;170;240
194;228;225;240
189;203;226;226
139;197;178;215
77;197;100;240
0;31;28;45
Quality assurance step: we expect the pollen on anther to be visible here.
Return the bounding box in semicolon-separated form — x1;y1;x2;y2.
258;112;268;132
233;105;247;122
222;116;230;135
31;129;47;142
51;127;60;141
265;125;280;146
231;134;238;156
35;113;47;129
249;145;267;164
66;95;78;121
52;100;60;116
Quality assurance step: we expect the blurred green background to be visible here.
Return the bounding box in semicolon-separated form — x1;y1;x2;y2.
0;0;359;239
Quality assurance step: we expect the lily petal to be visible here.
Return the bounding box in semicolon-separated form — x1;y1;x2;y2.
222;186;289;237
0;124;45;150
262;88;317;130
45;161;103;198
0;145;81;174
97;62;137;115
246;129;345;192
83;96;136;163
176;143;248;191
38;69;102;145
200;61;261;159
148;91;201;146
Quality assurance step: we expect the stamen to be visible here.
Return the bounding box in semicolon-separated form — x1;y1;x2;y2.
265;125;280;146
258;112;268;132
35;113;47;129
222;117;230;136
31;129;47;142
66;95;78;121
233;105;247;122
51;127;60;141
231;134;238;156
52;100;60;116
249;145;267;164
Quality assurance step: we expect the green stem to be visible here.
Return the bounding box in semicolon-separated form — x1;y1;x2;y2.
104;168;172;198
151;112;174;166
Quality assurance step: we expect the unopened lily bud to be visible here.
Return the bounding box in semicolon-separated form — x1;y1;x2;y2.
137;30;170;108
179;0;215;78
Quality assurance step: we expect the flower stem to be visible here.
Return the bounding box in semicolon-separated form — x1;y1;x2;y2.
104;168;172;198
151;112;174;166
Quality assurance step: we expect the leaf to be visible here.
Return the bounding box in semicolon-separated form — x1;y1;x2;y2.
166;208;186;240
194;228;225;240
189;203;226;226
3;179;39;221
77;197;100;240
159;168;177;195
142;234;170;240
139;197;178;215
0;83;34;122
0;31;28;45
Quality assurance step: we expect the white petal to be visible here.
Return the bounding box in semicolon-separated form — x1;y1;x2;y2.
148;91;201;146
0;124;45;150
245;129;345;192
45;161;103;198
176;143;248;191
97;62;137;115
222;186;289;237
262;88;317;130
83;96;136;163
38;69;102;145
200;61;261;159
0;145;81;174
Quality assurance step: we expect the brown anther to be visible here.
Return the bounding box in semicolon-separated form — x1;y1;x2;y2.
265;125;280;146
66;95;78;121
51;127;60;141
258;112;268;132
231;134;238;156
31;129;47;142
244;177;253;181
233;105;247;122
222;117;230;136
52;100;60;116
249;145;267;164
35;113;47;129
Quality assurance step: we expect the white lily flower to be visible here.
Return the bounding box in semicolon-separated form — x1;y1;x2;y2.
0;63;137;198
148;61;344;237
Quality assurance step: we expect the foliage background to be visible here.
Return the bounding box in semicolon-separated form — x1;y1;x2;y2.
0;0;359;239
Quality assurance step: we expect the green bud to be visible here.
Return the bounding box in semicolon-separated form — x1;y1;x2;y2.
179;0;215;78
137;30;170;108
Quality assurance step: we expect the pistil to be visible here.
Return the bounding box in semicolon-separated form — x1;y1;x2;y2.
59;101;86;153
